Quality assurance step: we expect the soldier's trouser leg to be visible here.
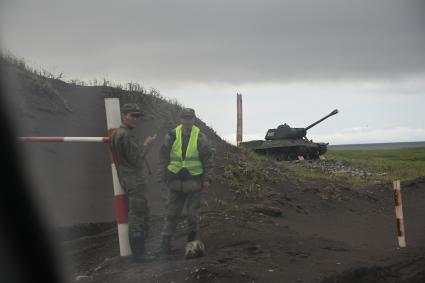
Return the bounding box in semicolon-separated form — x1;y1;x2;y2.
127;185;149;258
186;190;202;241
162;190;186;237
127;185;149;237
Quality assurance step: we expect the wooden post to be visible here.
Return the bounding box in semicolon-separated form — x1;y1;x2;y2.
236;93;243;146
393;180;406;248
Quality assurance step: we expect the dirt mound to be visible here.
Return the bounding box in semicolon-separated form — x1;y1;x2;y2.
321;255;425;283
2;57;227;225
3;57;425;282
55;222;115;241
60;173;425;282
402;176;425;191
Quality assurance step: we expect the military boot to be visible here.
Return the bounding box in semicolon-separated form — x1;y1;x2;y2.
129;233;145;262
160;235;172;255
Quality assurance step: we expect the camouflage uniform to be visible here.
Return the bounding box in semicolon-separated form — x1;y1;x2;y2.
109;125;150;239
157;123;213;243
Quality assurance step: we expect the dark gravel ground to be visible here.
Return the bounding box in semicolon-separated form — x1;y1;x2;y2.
58;176;425;283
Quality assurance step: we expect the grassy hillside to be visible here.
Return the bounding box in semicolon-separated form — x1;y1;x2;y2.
1;52;229;225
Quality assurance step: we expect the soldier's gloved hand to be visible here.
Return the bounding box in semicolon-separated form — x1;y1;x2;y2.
202;180;210;190
143;134;157;146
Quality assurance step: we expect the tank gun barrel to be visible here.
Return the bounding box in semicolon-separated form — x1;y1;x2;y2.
305;109;339;131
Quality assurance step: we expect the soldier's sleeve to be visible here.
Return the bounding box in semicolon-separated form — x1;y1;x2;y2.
156;132;173;185
122;132;148;167
198;132;214;182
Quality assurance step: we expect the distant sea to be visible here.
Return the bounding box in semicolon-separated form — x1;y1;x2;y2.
329;141;425;150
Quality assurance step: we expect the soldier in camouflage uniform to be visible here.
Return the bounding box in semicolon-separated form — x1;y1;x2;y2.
109;103;156;261
157;108;213;254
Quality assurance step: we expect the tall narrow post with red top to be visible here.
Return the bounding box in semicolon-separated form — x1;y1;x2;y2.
104;98;131;256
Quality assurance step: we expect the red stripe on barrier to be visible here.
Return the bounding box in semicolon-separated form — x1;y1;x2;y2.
115;194;129;224
394;190;401;206
102;137;110;143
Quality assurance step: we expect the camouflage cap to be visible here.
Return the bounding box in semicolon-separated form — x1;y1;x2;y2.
180;108;196;118
121;103;142;115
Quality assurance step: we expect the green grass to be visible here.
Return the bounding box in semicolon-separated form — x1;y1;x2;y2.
326;147;425;182
220;147;290;198
221;147;425;197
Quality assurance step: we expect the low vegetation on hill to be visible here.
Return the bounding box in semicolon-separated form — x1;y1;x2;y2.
326;148;425;182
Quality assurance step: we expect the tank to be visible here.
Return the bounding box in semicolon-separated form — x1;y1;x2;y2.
240;109;339;160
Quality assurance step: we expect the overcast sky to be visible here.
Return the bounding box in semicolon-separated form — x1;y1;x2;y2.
1;0;424;144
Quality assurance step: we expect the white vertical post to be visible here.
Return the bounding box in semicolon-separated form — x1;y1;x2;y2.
393;180;406;248
104;98;132;256
236;93;243;146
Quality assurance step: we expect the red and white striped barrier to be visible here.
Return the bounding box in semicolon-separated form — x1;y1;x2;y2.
19;98;131;257
104;98;131;256
19;137;109;143
393;180;407;248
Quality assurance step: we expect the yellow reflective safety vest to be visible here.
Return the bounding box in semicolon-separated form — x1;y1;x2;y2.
167;125;203;176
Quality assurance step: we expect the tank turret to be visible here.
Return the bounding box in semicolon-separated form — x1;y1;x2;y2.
265;109;338;140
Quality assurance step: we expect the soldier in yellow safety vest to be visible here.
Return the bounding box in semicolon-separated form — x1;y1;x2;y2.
157;108;214;255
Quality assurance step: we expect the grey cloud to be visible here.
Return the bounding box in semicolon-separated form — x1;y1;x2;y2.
1;0;425;84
